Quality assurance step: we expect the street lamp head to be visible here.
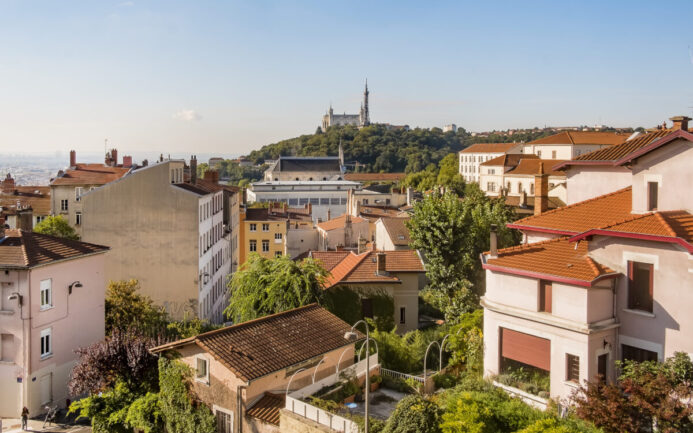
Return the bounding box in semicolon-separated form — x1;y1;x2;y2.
68;281;83;295
7;292;22;306
344;331;358;341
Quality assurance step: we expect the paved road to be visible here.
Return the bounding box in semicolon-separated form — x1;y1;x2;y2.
1;419;91;433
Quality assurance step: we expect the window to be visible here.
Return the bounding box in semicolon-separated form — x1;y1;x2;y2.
320;198;329;205
249;223;257;232
331;198;340;205
597;353;608;380
249;240;257;252
215;408;234;433
647;181;658;211
488;168;495;175
552;150;557;159
40;328;52;358
75;187;83;201
262;240;269;252
75;212;82;225
195;357;209;383
36;215;45;223
1;334;14;362
517;183;522;194
40;279;52;310
566;354;580;382
274;233;282;243
289;198;298;206
399;307;406;324
627;261;653;313
539;280;552;313
530;183;535;195
622;344;658;363
486;182;496;192
60;199;68;212
537;150;542;158
274;251;282;257
310;198;319;205
262;223;269;232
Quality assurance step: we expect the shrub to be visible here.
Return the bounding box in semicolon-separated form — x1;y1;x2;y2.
433;373;458;389
382;395;441;433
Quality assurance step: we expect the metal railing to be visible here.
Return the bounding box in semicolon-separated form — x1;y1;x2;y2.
381;367;424;383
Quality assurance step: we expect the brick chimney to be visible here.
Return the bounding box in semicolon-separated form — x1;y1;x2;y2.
326;208;331;221
111;148;118;166
17;207;33;231
376;252;387;275
534;162;549;216
203;169;219;184
190;155;198;184
358;235;367;254
122;155;133;168
670;116;691;131
344;213;352;246
2;173;15;193
489;224;498;258
69;150;77;168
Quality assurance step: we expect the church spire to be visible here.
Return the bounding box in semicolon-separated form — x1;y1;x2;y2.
361;79;370;126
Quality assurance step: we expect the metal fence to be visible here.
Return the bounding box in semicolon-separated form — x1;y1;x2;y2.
381;367;425;383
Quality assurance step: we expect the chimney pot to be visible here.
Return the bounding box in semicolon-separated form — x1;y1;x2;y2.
326;208;331;221
111;148;118;166
670;115;691;131
69;150;77;168
534;164;549;216
122;155;133;168
190;155;198;185
489;224;498;258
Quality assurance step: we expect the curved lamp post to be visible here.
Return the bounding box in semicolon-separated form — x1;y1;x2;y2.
312;358;326;384
335;346;352;378
286;368;307;397
344;320;370;433
357;338;379;362
423;340;441;393
439;334;451;372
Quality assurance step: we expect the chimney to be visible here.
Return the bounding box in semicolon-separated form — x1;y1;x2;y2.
111;148;118;166
344;213;352;246
376;252;387;275
69;150;77;168
122;155;133;168
670;116;691;131
406;187;414;206
519;190;527;208
17;207;33;231
203;169;219;183
358;235;367;254
326;208;331;221
534;162;549;216
489;224;498;258
307;202;312;216
190;155;198;184
2;173;15;193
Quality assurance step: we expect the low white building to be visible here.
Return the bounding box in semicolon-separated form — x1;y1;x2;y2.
522;131;629;160
459;142;523;183
247;180;361;222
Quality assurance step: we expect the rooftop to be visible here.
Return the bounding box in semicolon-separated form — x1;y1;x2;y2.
150;304;362;383
481;154;537;167
0;229;109;268
247;393;284;426
50;164;130;186
244;205;313;222
460;142;522;154
276;157;342;173
528;131;630;146
506;159;567;177
311;250;425;288
378;217;411;246
344;173;406;182
317;214;367;231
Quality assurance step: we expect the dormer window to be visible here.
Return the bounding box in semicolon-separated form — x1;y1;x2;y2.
647;182;658;211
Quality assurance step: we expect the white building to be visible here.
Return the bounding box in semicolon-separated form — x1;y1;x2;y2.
459;142;523;183
522;131;629;160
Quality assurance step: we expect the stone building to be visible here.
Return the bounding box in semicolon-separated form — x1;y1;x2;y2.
321;81;371;131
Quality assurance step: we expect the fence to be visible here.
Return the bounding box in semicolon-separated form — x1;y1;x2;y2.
381;367;425;383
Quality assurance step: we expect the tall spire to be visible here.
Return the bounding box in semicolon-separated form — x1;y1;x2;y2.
362;79;370;126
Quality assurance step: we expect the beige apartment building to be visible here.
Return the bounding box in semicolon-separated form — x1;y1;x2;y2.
50;150;131;237
80;159;240;323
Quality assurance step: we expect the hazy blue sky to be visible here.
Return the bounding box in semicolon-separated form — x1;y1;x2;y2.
1;1;693;157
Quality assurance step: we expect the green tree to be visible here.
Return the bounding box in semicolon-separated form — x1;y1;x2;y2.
224;254;328;323
33;215;79;239
383;395;441;433
158;358;215;433
105;280;168;335
436;153;466;195
407;190;518;319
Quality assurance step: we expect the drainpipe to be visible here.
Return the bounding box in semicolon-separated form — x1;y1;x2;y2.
237;384;247;433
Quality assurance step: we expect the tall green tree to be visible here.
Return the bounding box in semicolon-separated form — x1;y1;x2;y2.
436;153;466;195
33;215;79;239
407;189;518;318
105;280;168;335
224;255;328;323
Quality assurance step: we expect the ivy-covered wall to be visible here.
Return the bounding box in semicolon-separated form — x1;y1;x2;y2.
324;285;395;331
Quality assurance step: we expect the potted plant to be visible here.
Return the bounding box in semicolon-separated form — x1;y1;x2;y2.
341;379;360;404
370;375;382;392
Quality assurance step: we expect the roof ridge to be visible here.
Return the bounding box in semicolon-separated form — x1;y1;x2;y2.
585;255;602;277
653;212;678;238
600;211;655;230
494;236;569;255
566;131;575;145
512;186;632;226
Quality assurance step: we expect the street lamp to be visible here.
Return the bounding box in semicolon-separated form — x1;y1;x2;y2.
344;320;369;433
68;281;82;295
7;292;22;306
439;334;451;372
357;338;379;362
423;340;441;393
286;368;307;397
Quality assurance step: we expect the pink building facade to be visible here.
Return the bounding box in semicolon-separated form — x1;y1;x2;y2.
482;127;693;404
0;230;108;417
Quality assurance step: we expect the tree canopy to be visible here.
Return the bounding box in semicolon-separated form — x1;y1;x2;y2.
33;215;79;239
224;254;328;323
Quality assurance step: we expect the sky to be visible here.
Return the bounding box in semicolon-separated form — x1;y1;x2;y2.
1;1;693;158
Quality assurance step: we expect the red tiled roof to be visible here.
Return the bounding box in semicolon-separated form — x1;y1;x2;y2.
50;164;130;186
508;187;632;235
506;159;567;177
460;142;522;153
480;153;537;168
483;237;616;286
316;250;425;288
150;304;363;383
0;229;109;268
0;188;51;215
309;251;350;271
528;131;629;146
247;393;284;426
317;214;367;231
345;173;406;182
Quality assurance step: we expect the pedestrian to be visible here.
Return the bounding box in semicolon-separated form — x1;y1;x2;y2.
21;406;29;430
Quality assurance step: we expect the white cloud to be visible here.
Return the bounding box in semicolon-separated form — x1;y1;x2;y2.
172;109;202;122
118;1;135;6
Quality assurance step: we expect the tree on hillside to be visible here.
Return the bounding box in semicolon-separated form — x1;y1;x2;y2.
33;215;79;240
407;189;519;319
224;254;328;323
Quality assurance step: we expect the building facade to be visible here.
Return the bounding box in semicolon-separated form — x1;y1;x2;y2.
522;131;629;160
0;229;108;417
0;174;51;229
263;156;343;182
321;81;370;131
459;142;523;183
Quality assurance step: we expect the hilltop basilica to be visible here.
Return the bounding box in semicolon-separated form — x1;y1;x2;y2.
321;81;370;131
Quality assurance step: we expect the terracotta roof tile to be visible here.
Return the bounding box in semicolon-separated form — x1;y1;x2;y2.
0;229;109;268
508;187;632;234
557;130;670;168
317;250;425;288
50;164;130;186
310;251;350;271
481;154;537;167
528;131;630;146
152;304;362;383
344;173;406;182
317;214;366;231
483;237;615;285
379;217;411;246
0;188;51;215
247;393;284;426
460;142;522;153
506;159;567;176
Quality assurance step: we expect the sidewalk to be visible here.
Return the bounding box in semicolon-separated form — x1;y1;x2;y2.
0;418;90;433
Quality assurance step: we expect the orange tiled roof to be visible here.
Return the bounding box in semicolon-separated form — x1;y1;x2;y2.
150;304;363;383
506;159;567;177
345;173;406;182
528;131;629;146
0;229;109;268
310;251;350;271
0;188;51;215
247;393;284;426
508;187;632;234
483;237;616;286
480;154;536;167
317;214;367;231
318;250;425;288
460;142;522;154
50;164;130;186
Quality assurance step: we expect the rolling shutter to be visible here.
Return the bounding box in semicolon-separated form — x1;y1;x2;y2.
501;328;550;371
